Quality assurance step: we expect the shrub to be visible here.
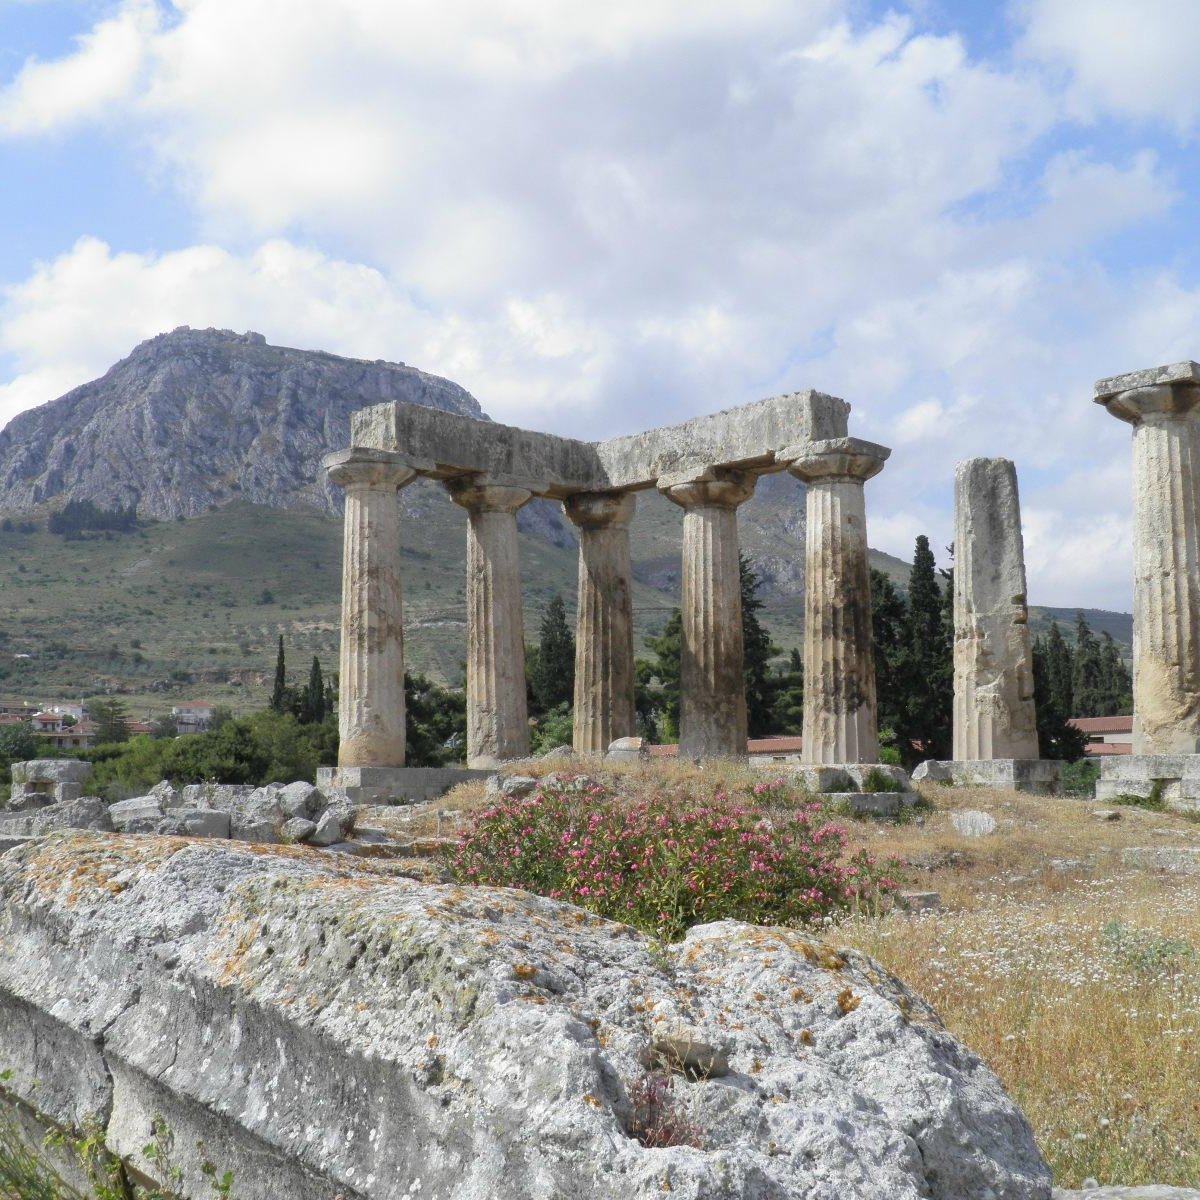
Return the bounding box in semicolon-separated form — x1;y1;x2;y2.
451;776;898;940
625;1072;702;1149
531;704;573;755
1060;759;1100;797
861;767;903;794
1101;920;1196;979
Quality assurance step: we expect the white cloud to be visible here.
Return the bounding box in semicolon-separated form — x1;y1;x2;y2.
1019;0;1200;129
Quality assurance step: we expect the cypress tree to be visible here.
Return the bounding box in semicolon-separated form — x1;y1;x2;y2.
768;648;804;734
303;656;325;724
1072;612;1105;717
870;568;908;740
740;555;779;736
1032;634;1088;760
902;536;952;760
1099;632;1133;716
270;635;287;713
530;593;575;714
640;610;682;741
1044;621;1073;718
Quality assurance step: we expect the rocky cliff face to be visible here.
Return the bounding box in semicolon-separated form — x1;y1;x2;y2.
0;327;486;520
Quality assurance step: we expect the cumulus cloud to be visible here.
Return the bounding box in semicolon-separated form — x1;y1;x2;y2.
1;0;1197;610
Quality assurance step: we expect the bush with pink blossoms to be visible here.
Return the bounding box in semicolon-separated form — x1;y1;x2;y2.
450;775;899;941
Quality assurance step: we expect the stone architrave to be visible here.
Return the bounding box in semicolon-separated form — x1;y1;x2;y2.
563;491;637;754
952;458;1040;761
661;470;756;759
325;449;417;769
447;479;534;767
1096;363;1200;755
788;438;889;765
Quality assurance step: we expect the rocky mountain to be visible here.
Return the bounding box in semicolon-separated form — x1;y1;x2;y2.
0;327;485;519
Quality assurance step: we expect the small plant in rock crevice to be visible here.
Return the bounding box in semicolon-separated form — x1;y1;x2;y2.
625;1072;703;1149
451;775;899;941
861;768;904;794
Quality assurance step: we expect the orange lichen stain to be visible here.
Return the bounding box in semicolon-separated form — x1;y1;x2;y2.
752;992;767;1002
791;987;811;1004
750;1058;763;1074
427;1035;439;1049
582;1094;602;1109
798;1030;815;1047
513;963;538;981
836;988;861;1016
800;942;846;972
522;994;547;1006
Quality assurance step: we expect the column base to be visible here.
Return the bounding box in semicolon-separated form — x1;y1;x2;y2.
1095;754;1200;812
913;759;1061;794
317;766;490;806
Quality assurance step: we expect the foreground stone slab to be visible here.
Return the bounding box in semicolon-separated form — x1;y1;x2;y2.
1096;754;1200;812
317;764;488;805
0;833;1049;1200
915;758;1062;794
7;758;94;810
1055;1189;1200;1199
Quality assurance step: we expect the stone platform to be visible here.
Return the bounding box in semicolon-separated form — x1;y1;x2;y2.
316;765;489;806
913;759;1061;794
1095;755;1200;812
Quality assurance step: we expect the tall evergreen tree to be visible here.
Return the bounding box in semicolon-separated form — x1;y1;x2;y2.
740;555;779;736
301;656;326;724
901;536;952;760
869;568;908;740
1072;612;1106;716
1099;631;1133;715
270;635;287;713
530;593;575;714
768;648;804;734
1043;621;1074;720
1032;634;1088;760
637;610;683;741
90;697;131;744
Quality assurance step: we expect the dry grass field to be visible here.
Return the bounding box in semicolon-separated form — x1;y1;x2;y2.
429;765;1200;1190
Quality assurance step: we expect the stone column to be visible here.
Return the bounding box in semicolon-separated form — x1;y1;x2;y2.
789;438;890;765
447;479;534;767
564;491;637;754
325;449;417;769
1096;363;1200;754
661;471;756;758
952;458;1040;761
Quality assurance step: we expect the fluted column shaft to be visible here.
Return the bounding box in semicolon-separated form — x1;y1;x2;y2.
448;480;533;767
790;438;889;764
952;458;1040;760
326;451;416;769
662;472;756;758
1099;379;1200;754
564;492;637;754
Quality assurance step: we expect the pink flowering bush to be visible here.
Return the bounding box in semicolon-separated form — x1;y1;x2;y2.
451;775;898;940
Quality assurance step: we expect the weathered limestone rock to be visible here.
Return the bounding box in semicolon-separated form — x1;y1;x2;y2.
662;470;756;758
564;491;637;753
953;458;1040;760
0;833;1051;1200
606;736;649;762
951;810;999;837
7;759;94;810
1055;1189;1200;1199
1096;363;1200;754
448;479;534;767
788;438;890;764
316;764;487;806
325;448;417;768
0;795;112;837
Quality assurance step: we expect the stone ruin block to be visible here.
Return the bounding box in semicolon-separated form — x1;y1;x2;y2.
913;759;1060;795
1095;755;1200;812
7;760;94;811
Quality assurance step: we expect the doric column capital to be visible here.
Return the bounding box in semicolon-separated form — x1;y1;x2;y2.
564;490;636;530
325;449;419;491
659;469;755;511
785;437;890;485
446;478;533;514
1097;382;1200;426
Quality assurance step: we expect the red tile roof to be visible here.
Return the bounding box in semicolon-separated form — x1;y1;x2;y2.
1083;741;1132;756
1070;716;1134;734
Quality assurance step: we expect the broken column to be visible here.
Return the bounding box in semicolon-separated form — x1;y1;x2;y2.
788;438;889;764
447;479;534;767
325;449;416;768
564;491;637;754
952;458;1040;761
661;470;756;758
1096;362;1200;755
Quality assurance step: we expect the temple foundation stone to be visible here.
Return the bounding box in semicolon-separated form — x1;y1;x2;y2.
448;479;534;768
788;438;888;765
325;450;415;769
564;491;637;754
952;458;1040;760
662;471;756;759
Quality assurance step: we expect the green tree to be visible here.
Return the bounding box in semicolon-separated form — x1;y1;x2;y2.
89;697;131;744
269;635;287;713
1098;632;1133;716
1043;621;1074;719
740;555;779;737
899;536;952;762
1032;634;1088;761
530;594;575;716
768;647;804;734
301;656;327;724
0;722;38;785
1071;612;1106;717
149;714;178;739
405;672;467;766
636;609;683;742
870;568;908;740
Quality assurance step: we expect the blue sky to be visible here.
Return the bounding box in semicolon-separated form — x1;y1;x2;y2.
2;0;1200;612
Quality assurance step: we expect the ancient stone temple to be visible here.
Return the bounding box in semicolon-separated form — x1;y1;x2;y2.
1094;361;1200;809
321;389;891;794
915;457;1058;793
